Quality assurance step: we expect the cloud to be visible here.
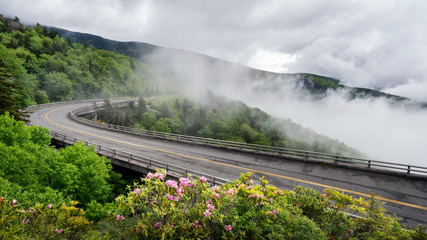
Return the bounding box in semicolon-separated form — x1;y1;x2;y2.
2;0;427;166
2;0;426;101
145;47;427;167
384;79;427;102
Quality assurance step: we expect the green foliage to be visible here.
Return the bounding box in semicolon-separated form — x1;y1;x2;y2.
93;95;363;156
107;170;327;239
0;16;179;108
52;142;113;204
0;198;92;239
88;169;423;239
0;113;115;206
0;60;27;121
0;177;68;209
42;71;73;101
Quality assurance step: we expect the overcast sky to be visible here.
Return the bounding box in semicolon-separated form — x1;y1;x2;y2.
2;0;427;101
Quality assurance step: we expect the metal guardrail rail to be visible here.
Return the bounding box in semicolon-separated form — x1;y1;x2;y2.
69;100;427;179
50;131;229;186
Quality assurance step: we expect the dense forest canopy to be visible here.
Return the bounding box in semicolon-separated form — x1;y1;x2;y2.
0;15;179;109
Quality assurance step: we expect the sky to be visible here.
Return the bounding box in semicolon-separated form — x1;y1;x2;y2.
2;0;427;102
2;0;427;167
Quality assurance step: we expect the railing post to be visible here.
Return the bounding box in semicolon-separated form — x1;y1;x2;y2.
128;154;132;162
335;156;338;163
148;159;151;168
112;149;115;157
407;166;411;174
98;146;101;153
185;169;188;177
305;152;308;160
368;160;371;168
166;164;169;172
212;177;216;187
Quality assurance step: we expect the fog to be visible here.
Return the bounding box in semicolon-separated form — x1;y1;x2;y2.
145;49;427;167
2;0;427;102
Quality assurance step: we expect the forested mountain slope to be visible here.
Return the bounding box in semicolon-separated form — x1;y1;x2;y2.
51;27;407;102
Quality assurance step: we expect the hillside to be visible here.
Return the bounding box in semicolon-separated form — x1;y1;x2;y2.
50;27;408;102
92;95;363;157
0;14;179;108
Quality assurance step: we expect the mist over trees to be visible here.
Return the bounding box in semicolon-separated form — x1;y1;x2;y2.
92;95;363;157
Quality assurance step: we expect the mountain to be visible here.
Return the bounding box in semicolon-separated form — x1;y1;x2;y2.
50;27;408;102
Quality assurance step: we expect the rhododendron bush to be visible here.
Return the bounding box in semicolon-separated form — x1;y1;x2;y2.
1;169;425;239
106;170;421;239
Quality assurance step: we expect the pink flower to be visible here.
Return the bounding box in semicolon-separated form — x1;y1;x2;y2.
177;188;184;196
21;209;26;212
55;228;63;234
151;198;157;204
154;172;164;180
166;180;178;189
12;199;17;204
21;218;29;224
204;209;211;217
180;178;192;187
210;186;219;192
154;222;162;228
167;194;175;201
47;204;52;209
116;214;125;221
226;188;237;195
224;225;232;231
247;179;253;185
146;172;153;179
134;188;141;195
192;220;201;229
214;193;220;199
207;204;215;211
200;176;207;182
349;229;354;234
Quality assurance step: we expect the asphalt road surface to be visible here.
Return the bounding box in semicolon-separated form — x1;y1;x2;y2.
29;102;427;227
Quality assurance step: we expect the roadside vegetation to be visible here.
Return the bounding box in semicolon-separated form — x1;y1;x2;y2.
0;114;425;238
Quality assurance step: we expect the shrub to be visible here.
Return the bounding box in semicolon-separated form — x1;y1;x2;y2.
0;197;92;239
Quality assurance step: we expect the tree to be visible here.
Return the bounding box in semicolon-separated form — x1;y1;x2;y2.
135;96;147;116
52;142;113;205
42;71;72;101
151;119;172;133
0;60;26;121
140;111;157;129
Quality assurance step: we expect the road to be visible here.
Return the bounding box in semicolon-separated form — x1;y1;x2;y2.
29;102;427;226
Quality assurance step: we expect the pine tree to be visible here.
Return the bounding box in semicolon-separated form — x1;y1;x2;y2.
0;60;27;121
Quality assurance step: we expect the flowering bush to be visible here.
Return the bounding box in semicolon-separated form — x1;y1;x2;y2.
1;169;425;239
111;170;327;239
0;197;91;239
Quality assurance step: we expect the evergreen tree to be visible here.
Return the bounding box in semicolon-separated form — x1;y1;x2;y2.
0;60;26;121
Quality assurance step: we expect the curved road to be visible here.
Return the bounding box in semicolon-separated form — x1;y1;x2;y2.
29;102;427;226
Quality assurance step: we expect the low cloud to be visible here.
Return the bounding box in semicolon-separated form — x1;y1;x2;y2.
145;48;427;167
